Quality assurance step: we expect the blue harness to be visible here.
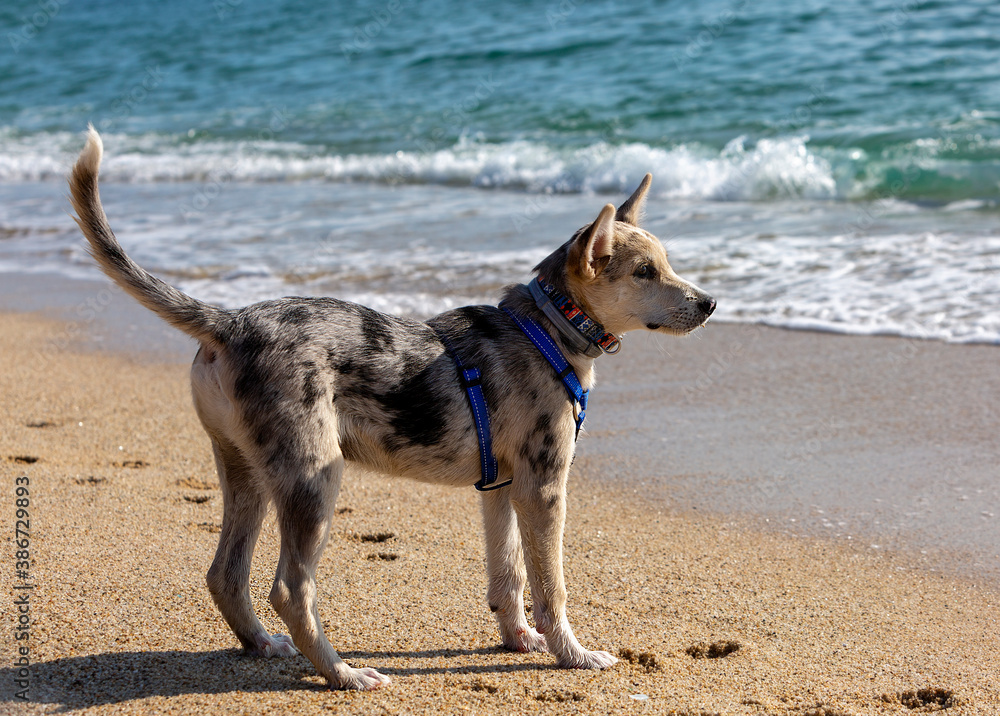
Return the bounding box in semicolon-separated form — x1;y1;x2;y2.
438;308;590;492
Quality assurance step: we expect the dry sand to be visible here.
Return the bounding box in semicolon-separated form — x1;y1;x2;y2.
2;310;998;715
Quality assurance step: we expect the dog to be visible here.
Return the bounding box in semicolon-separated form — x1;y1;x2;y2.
69;126;715;690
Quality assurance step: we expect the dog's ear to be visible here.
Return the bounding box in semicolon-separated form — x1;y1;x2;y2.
615;173;652;226
570;203;617;279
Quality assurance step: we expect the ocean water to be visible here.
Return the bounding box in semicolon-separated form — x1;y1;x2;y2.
1;0;999;341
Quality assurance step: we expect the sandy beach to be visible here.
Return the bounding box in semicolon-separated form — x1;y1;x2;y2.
2;303;998;715
5;0;1000;712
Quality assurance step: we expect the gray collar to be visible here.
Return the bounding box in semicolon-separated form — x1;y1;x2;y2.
528;278;609;359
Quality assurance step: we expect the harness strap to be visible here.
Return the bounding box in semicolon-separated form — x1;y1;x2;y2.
502;307;589;438
434;331;509;492
434;306;591;493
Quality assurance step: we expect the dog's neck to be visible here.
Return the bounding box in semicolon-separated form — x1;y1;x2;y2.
499;279;619;371
527;277;620;359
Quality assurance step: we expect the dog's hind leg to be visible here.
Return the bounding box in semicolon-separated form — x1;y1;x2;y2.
206;437;297;657
481;489;547;653
267;438;391;690
510;461;617;670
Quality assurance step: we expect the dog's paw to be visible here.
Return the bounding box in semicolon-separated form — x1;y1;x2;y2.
559;649;618;670
503;626;549;653
248;632;298;658
331;666;391;691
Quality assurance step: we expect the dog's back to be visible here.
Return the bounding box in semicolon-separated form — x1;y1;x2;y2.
190;294;578;490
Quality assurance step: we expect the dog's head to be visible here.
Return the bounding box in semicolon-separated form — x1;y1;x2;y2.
536;174;715;337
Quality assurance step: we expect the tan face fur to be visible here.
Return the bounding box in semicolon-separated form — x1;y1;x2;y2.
564;174;716;338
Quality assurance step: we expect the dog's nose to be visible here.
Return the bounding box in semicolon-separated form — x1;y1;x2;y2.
698;296;716;316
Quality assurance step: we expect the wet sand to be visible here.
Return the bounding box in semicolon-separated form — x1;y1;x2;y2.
581;322;1000;583
1;305;998;715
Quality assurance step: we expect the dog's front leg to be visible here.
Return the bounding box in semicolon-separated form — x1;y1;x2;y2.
480;489;548;653
510;466;617;670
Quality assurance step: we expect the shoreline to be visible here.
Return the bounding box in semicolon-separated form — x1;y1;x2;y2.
3;174;1000;345
1;305;998;713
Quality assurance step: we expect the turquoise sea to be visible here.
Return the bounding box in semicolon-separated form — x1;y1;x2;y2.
1;0;999;340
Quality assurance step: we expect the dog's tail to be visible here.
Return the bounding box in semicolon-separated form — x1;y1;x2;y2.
69;126;230;345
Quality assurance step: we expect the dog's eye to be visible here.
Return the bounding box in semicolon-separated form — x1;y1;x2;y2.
634;264;655;279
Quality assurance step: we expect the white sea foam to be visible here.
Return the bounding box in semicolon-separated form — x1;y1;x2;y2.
695;229;1000;345
0;130;837;201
